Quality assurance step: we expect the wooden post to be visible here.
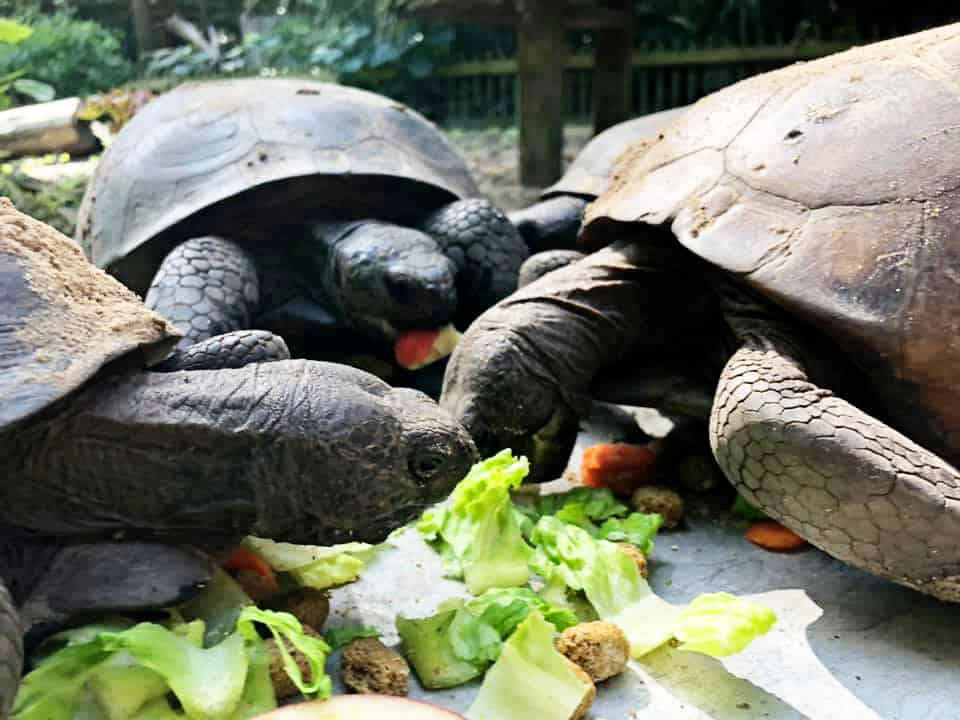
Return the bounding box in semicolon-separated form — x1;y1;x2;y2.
130;0;177;57
591;0;633;133
516;0;567;186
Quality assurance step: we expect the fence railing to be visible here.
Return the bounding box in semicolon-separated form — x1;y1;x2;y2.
436;41;854;124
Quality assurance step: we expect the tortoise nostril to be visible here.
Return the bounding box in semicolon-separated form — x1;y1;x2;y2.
385;270;419;306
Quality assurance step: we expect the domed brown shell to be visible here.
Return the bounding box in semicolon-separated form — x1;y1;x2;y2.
583;23;960;464
76;79;479;294
543;106;686;201
0;199;179;430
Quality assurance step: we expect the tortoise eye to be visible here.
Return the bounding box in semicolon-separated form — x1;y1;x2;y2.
410;450;446;482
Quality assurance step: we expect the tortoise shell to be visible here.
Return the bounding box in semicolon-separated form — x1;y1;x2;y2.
583;23;960;465
543;106;686;200
76;79;479;294
0;199;178;430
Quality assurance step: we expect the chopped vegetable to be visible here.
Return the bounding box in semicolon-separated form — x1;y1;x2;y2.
397;609;486;689
417;449;532;595
223;546;278;596
13;603;330;720
745;520;809;551
630;486;685;529
536;487;628;533
323;625;382;652
595;512;662;555
396;588;575;690
465;612;594;720
581;442;658;495
531;517;775;659
674;592;777;657
243;537;380;590
395;324;461;370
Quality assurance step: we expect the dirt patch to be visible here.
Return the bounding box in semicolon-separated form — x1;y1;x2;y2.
445;124;594;211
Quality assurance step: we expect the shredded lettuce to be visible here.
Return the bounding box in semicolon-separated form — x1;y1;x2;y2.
531;516;775;659
322;625;382;652
674;592;777;657
242;537;379;590
595;512;663;554
397;587;576;689
465;611;593;720
417;449;532;595
732;494;769;521
13;604;330;720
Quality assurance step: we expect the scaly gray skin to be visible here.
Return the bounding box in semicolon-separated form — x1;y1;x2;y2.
145;199;529;358
517;249;587;288
441;239;960;602
508;196;590;253
1;358;477;714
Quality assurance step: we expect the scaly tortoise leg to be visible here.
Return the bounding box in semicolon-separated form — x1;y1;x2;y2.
420;199;530;326
518;249;587;288
153;330;290;372
711;331;960;602
145;237;260;350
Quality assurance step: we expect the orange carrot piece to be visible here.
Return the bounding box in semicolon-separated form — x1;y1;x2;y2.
745;520;809;552
395;329;440;369
581;442;657;496
222;546;279;594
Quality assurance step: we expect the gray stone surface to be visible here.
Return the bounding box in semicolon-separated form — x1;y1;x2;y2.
326;408;960;720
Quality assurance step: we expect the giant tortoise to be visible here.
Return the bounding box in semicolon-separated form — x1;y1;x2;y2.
77;79;528;389
0;199;477;715
509;107;686;256
441;23;960;601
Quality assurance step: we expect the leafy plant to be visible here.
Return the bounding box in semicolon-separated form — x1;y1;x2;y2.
79;87;155;131
0;18;54;108
0;13;134;101
0;156;90;236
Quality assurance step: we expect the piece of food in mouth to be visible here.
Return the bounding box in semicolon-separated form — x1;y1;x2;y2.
630;486;685;529
580;442;658;495
745;520;810;552
341;637;411;696
395;324;461;370
251;694;465;719
555;621;631;683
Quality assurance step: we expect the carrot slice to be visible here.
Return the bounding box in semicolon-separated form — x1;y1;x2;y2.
581;442;657;496
222;546;279;594
395;329;441;369
745;520;809;552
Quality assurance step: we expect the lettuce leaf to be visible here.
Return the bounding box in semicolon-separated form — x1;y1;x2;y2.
397;587;577;689
323;625;382;651
13;604;329;720
242;537;378;590
530;516;775;659
417;449;532;595
595;512;663;555
465;612;593;720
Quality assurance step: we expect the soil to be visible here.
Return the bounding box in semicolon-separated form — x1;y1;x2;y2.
445;124;595;211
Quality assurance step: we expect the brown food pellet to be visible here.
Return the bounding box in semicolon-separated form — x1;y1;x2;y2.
266;624;322;700
266;588;330;631
617;542;649;578
557;621;631;683
341;637;410;696
232;570;278;603
631;486;685;528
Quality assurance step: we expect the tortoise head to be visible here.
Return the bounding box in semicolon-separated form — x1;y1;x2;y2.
302;221;458;344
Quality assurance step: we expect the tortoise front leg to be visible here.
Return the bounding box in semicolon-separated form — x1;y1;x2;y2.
508;195;590;253
153;330;290;372
420;199;529;326
712;331;960;602
145;237;260;349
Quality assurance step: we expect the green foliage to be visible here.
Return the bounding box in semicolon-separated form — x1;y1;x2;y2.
0;158;89;236
0;13;134;101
